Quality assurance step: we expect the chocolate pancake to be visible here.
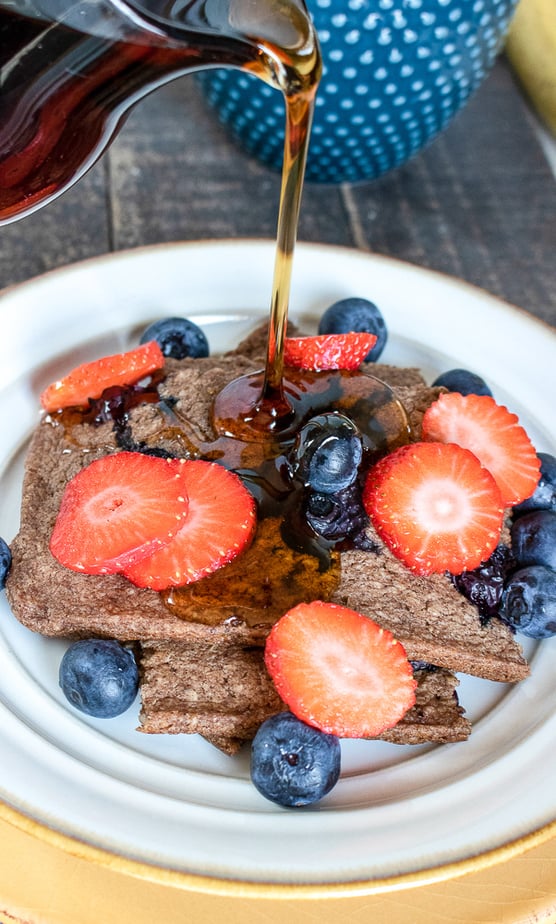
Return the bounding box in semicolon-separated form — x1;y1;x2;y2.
5;325;527;751
138;643;470;753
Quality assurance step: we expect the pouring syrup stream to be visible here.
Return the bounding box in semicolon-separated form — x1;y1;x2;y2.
213;36;321;438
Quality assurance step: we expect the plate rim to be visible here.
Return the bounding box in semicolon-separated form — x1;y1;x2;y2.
2;236;556;337
1;238;555;899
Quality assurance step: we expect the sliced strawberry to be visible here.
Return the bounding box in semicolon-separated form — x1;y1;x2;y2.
50;452;189;574
123;460;257;590
363;441;504;576
284;332;377;372
421;392;540;507
40;341;164;412
265;600;416;739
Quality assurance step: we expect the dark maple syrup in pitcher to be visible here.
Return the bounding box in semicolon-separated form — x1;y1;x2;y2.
0;0;321;223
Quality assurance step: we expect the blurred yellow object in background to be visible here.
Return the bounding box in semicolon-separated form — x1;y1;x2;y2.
506;0;556;136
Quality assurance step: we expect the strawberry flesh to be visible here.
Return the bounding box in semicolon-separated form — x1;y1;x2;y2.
265;600;416;739
40;341;164;412
284;332;377;371
363;441;504;575
50;452;189;574
123;459;257;590
421;393;540;507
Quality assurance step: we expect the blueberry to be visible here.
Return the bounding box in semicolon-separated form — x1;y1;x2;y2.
410;661;439;673
432;368;492;397
513;452;556;517
510;510;556;571
0;537;12;589
59;639;139;718
500;566;556;638
452;544;516;624
250;712;341;807
290;412;363;494
318;297;387;361
304;484;372;549
140;317;209;359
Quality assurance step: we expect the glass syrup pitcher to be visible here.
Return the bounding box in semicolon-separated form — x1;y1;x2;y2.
0;0;322;224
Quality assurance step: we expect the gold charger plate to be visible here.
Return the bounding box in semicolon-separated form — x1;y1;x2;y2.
0;806;555;923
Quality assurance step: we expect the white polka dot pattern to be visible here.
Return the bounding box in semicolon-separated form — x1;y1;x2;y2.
198;0;518;183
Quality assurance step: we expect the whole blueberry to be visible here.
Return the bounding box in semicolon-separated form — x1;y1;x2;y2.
513;452;556;517
59;639;139;718
250;712;341;807
318;298;387;362
500;566;556;638
140;317;209;359
0;537;12;589
290;412;363;494
432;368;493;397
510;510;556;571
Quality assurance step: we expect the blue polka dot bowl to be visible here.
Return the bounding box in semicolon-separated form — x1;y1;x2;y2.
198;0;518;183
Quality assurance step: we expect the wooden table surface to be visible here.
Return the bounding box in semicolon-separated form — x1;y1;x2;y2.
0;56;555;333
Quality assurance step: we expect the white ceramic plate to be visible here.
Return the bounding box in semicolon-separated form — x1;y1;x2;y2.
0;240;554;896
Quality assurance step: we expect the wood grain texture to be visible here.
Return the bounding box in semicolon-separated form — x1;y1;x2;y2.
349;61;556;326
0;58;554;331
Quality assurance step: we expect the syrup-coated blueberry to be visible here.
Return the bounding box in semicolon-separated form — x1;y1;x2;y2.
304;485;371;549
140;317;209;359
510;510;556;571
452;544;516;624
290;412;363;494
0;537;12;589
513;452;556;517
500;566;556;638
318;298;387;361
250;712;341;807
59;639;139;718
432;368;492;397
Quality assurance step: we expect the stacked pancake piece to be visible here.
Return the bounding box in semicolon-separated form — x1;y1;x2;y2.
5;328;528;754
